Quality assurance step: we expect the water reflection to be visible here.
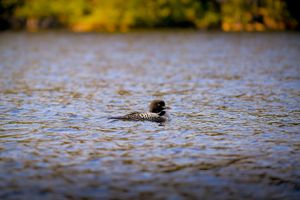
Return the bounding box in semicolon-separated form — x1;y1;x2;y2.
0;31;300;199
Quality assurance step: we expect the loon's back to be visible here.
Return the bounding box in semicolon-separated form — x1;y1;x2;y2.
109;112;168;123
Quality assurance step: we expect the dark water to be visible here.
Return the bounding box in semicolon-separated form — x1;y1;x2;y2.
0;31;299;199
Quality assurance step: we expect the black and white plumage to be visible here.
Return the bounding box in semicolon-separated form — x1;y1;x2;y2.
109;100;170;123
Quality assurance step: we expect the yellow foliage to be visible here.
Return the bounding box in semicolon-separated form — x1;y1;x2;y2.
2;0;295;31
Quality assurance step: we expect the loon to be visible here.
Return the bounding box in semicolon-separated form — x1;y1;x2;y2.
109;100;170;123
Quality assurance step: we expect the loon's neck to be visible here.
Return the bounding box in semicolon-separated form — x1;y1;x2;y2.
158;111;166;116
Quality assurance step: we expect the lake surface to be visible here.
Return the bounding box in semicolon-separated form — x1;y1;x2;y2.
0;31;299;199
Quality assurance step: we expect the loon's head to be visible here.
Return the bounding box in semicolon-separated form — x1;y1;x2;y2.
149;100;170;113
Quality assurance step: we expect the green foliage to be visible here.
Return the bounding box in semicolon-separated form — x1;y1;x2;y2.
0;0;297;31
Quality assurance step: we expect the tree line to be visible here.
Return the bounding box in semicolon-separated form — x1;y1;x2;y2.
0;0;299;32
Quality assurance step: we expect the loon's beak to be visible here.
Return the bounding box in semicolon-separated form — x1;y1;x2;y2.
163;106;171;110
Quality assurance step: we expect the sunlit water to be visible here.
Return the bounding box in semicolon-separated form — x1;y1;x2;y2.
0;31;299;199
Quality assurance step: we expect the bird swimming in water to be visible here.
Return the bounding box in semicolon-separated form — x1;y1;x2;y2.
109;100;170;123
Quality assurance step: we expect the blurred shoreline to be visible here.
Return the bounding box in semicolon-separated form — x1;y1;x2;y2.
1;28;300;34
1;0;299;32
